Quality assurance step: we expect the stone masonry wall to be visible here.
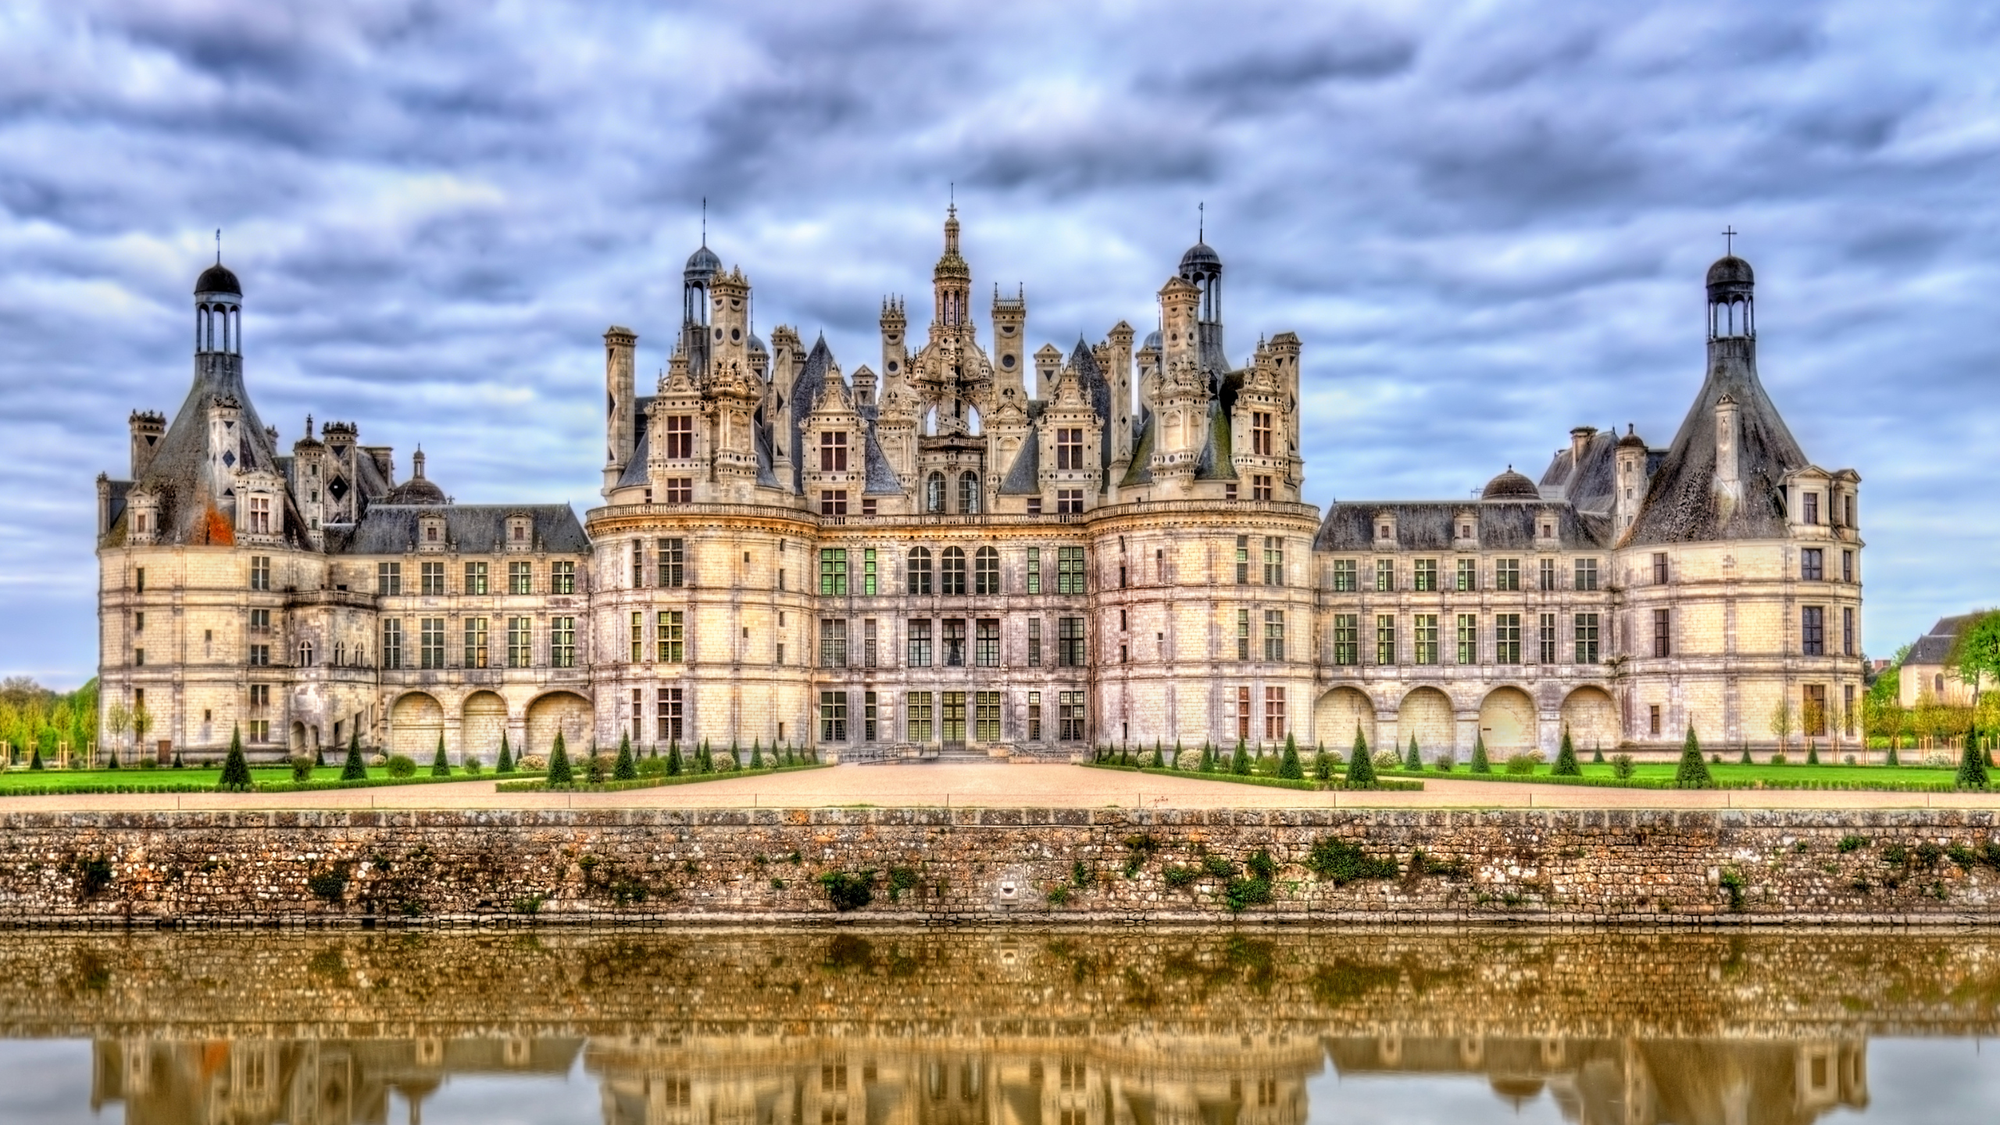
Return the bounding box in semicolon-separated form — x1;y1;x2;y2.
2;807;1998;925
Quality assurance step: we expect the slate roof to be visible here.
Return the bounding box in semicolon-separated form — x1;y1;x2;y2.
325;504;589;555
615;395;657;490
1535;429;1619;515
1068;340;1114;474
787;337;835;493
1315;500;1610;552
1907;615;1980;666
998;422;1041;494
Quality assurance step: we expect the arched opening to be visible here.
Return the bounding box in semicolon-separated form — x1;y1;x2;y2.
940;547;967;595
974;546;1000;595
926;472;945;512
389;692;444;759
1560;686;1618;753
1398;687;1455;756
923;406;939;438
959;471;980;514
966;406;982;436
290;721;309;756
1314;687;1375;754
1479;686;1537;753
906;547;933;595
526;691;593;759
462;691;508;763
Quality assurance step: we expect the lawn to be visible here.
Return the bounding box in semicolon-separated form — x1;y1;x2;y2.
1387;760;1963;788
0;765;505;794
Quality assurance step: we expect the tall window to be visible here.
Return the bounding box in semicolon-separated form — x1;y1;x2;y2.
663;415;694;459
1842;550;1854;583
551;617;576;668
1058;690;1086;741
1495;558;1520;592
1027;617;1042;666
1237;609;1252;661
464;561;488;595
1843;606;1855;656
926;472;946;513
820;549;848;596
863;691;879;741
1375;558;1394;592
862;548;877;596
907;692;934;742
1494;613;1521;664
1574;613;1600;664
378;562;402;596
1456;614;1478;664
631;610;645;662
1236;686;1252;741
1056;489;1083;514
974;547;1000;594
1332;559;1357;592
509;561;532;595
657;688;684;744
1652;552;1669;584
1027;691;1043;741
821;619;848;667
1058;617;1085;667
1652;608;1671;657
421;561;445;595
1056;428;1084;470
657;539;685;588
1803;684;1828;736
975;619;999;666
820;431;848;472
907;547;934;595
1263;687;1286;741
1375;614;1396;665
1026;547;1042;595
1056;547;1086;594
248;495;271;535
1264;610;1285;661
507;617;532;667
1235;536;1251;584
959;472;980;514
1538;558;1556;592
821;490;848;516
1538;613;1557;664
250;556;271;591
662;478;692;503
940;547;967;595
976;692;1001;742
1252;475;1273;501
907;620;932;667
1333;614;1359;666
863;619;877;667
552;561;575;594
1801;606;1825;656
658;611;684;662
1801;548;1824;581
943;619;966;666
1802;491;1820;525
1413;614;1439;665
1574;558;1599;591
1251;411;1273;456
420;618;444;669
1263;537;1284;585
1413;558;1437;592
465;617;489;669
820;691;848;742
1455;558;1477;592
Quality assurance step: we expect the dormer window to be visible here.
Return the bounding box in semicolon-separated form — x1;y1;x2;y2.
248;495;271;535
1802;492;1820;525
513;524;525;541
1460;524;1471;538
427;525;439;542
664;415;694;459
1378;524;1390;540
820;431;848;472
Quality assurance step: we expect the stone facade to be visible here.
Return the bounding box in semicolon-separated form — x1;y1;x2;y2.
5;807;1999;924
95;223;1861;763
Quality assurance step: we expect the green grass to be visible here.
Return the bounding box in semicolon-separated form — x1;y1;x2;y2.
0;765;535;796
1380;760;1964;791
494;762;829;793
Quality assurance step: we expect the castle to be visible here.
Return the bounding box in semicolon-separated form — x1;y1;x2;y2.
96;210;1864;762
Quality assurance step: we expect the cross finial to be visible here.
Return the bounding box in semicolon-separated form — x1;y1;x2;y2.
1722;225;1737;256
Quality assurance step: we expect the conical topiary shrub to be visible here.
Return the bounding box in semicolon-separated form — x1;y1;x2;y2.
1404;734;1421;772
1279;733;1304;780
1470;734;1490;774
1740;745;1753;765
432;733;451;777
1957;728;1990;790
547;731;574;786
1152;741;1165;769
1230;739;1250;775
1346;727;1376;789
667;740;683;776
1552;727;1581;777
1673;726;1713;789
1806;741;1820;766
614;733;638;781
29;745;44;770
1199;743;1215;772
1314;746;1332;782
497;733;515;774
217;726;253;792
1591;746;1605;764
751;738;765;770
314;742;325;767
341;730;367;780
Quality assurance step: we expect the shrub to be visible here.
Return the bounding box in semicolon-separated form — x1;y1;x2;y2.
1152;741;1166;769
1175;749;1202;771
1071;861;1096;889
714;755;737;772
1435;749;1456;773
750;738;765;770
1200;743;1216;772
1470;734;1491;774
518;754;548;771
1958;731;1991;790
1305;837;1398;884
1162;865;1199;889
496;733;515;774
1278;734;1304;780
341;730;367;781
1346;728;1377;789
1711;753;1722;764
1553;728;1581;776
547;732;574;786
1838;835;1867;853
1806;742;1820;766
431;733;450;777
818;871;874;911
1404;735;1422;772
1591;746;1605;764
667;740;684;776
385;754;417;779
461;756;483;776
1771;752;1789;766
1740;746;1753;765
369;753;389;767
217;727;253;792
1045;884;1071;907
1505;752;1542;776
614;734;638;781
1372;750;1401;770
1674;727;1713;789
28;746;43;771
1844;754;1856;766
1314;748;1333;781
637;756;669;777
585;751;609;784
1230;739;1250;775
289;755;316;783
1611;753;1636;780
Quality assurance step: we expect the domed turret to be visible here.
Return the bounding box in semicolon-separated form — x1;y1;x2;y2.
1481;466;1540;501
1706;245;1754;339
195;262;242;296
386;449;447;505
1177;241;1222;283
684;243;721;286
194;244;242;356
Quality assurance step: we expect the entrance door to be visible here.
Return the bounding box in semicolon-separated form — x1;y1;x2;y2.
941;692;967;751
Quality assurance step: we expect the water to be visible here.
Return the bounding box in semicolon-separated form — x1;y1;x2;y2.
2;928;1996;1124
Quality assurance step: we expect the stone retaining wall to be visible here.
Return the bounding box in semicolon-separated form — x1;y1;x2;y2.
3;807;1998;925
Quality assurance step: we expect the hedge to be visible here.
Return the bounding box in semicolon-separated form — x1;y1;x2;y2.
1081;762;1425;793
495;763;829;794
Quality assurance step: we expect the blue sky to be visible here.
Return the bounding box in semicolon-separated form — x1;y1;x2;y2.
3;0;1998;687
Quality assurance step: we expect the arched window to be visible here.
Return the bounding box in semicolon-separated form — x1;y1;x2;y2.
1937;673;1946;693
907;547;934;595
959;471;980;514
926;472;946;513
298;642;314;667
974;546;1000;595
941;547;967;596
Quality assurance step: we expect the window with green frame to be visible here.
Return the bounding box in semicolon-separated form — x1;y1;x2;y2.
819;548;847;596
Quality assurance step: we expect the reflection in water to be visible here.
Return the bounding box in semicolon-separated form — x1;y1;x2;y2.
7;930;1994;1125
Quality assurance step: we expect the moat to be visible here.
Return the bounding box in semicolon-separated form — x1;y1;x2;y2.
0;929;1997;1123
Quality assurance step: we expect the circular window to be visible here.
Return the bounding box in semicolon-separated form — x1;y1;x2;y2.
713;327;723;340
887;361;899;373
1001;354;1016;369
731;327;742;342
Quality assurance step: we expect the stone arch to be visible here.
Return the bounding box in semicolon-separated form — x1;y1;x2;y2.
290;721;309;756
526;691;593;758
1398;687;1455;755
1313;687;1376;753
1479;686;1537;753
1561;686;1618;753
462;691;508;762
389;691;444;759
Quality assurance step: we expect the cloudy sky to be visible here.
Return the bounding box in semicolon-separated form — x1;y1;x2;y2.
3;0;1997;687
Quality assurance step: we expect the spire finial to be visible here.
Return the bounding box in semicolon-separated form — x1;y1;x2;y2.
949;181;955;216
1198;201;1204;243
1722;225;1737;256
215;228;222;265
701;197;707;247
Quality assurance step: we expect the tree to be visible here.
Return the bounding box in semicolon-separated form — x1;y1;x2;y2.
1951;610;2000;714
1404;734;1421;771
1152;741;1166;769
1346;727;1376;789
1470;734;1491;774
667;740;683;776
1674;726;1713;789
1230;738;1250;775
497;732;515;773
1957;726;1990;789
131;703;154;762
750;738;765;770
1278;734;1304;780
548;731;574;786
1769;700;1795;756
341;730;367;780
105;700;131;765
432;733;451;777
217;726;252;792
1199;742;1215;772
615;733;638;780
1552;727;1581;777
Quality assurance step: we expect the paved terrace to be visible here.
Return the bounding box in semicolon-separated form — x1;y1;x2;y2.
5;762;2000;812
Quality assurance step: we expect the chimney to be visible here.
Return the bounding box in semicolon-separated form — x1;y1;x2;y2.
1568;425;1596;468
129;410;166;478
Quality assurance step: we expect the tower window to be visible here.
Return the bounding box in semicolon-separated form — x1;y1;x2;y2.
1801;548;1823;581
664;415;694;459
959;471;980;514
1056;428;1084;471
819;431;848;472
1802;491;1820;525
248;495;271;535
663;478;692;503
1251;412;1273;456
820;490;848;516
1253;475;1273;501
926;472;946;513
